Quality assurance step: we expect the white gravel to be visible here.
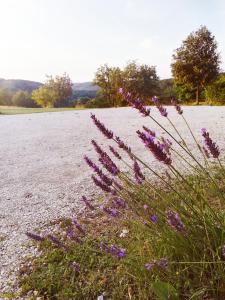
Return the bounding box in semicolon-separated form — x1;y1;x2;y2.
0;106;225;297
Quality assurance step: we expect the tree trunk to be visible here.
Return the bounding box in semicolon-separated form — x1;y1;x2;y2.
196;86;199;105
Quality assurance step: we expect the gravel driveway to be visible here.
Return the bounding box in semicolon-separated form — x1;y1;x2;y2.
0;106;225;296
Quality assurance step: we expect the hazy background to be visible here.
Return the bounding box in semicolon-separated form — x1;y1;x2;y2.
1;0;225;82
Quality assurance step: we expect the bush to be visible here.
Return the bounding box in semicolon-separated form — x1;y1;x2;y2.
22;92;225;299
12;90;38;107
85;96;111;108
205;75;225;104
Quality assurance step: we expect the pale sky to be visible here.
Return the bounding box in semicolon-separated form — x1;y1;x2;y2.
1;0;225;82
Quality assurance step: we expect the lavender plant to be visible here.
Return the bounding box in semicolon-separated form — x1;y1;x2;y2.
24;90;225;300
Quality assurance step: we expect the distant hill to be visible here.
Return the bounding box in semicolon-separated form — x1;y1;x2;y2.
0;79;99;98
0;78;42;93
73;82;100;91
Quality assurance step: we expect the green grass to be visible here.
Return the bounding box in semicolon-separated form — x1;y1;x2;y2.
17;168;225;300
0;106;85;115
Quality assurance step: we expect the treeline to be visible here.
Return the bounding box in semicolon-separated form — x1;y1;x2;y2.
1;26;225;108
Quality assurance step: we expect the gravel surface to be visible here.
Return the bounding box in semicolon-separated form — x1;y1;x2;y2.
0;106;225;297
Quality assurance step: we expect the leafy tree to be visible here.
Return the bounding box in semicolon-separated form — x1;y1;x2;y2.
32;73;73;107
171;26;220;104
205;74;225;104
93;64;123;107
12;90;37;107
0;88;12;105
94;61;159;107
123;61;159;103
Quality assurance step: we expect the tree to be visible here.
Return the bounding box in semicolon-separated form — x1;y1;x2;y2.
171;26;220;104
93;61;159;107
12;90;37;107
32;73;73;108
123;61;159;103
205;74;225;104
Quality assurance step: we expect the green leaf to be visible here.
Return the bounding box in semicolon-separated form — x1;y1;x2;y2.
152;281;179;300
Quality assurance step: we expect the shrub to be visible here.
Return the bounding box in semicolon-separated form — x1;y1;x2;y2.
23;91;225;299
12;90;38;107
205;74;225;104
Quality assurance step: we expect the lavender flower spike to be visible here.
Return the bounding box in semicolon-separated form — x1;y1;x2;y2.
92;175;112;193
101;206;119;217
66;229;82;244
91;113;113;139
84;156;113;186
109;146;121;159
47;234;68;250
26;232;45;242
115;136;133;159
119;88;150;117
137;130;172;165
201;128;220;158
166;210;185;232
152;96;168;117
133;160;145;184
171;97;183;115
81;195;95;210
72;219;85;234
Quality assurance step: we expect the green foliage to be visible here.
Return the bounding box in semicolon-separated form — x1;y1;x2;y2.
151;281;178;300
0;88;12;105
31;74;73;108
94;61;159;107
205;74;225;104
171;26;220;103
12;90;38;108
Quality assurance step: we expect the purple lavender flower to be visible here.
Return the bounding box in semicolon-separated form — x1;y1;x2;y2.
145;263;154;270
101;206;119;217
145;258;168;271
66;229;82;244
26;232;45;242
113;197;126;208
203;146;210;158
99;156;120;176
47;234;68;250
92;175;112;193
115;136;133;159
171;97;183;115
119;89;150;117
150;214;158;223
137;130;172;165
201;128;220;158
84;156;113;185
91;141;120;176
91;114;113;139
159;137;172;155
81;195;95;210
152;96;168;117
109;146;121;159
157;258;168;268
143;126;156;137
100;241;126;258
133;160;145;184
143;204;149;210
72;219;85;235
166;210;185;232
70;261;80;272
110;245;126;258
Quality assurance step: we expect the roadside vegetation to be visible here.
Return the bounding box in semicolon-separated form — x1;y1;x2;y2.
18;90;225;300
1;26;225;113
